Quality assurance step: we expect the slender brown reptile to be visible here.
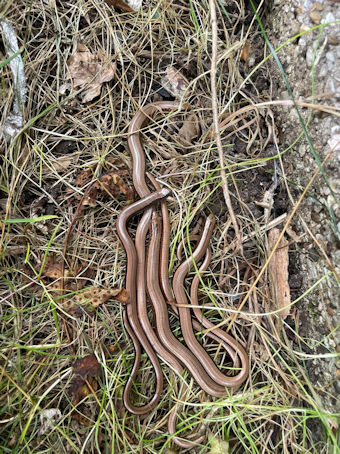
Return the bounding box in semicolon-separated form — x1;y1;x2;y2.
116;188;170;414
117;101;249;446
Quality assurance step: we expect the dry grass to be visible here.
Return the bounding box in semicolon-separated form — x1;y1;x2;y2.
0;0;339;453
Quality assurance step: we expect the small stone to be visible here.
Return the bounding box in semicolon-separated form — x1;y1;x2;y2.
290;20;300;36
318;64;328;78
298;144;307;157
328;35;339;45
311;211;321;223
310;11;322;24
328;134;340;151
313;2;323;11
326;51;335;63
322;12;335;24
326;306;335;317
306;46;315;67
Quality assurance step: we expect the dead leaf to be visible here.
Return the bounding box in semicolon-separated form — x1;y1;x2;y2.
240;40;250;63
71;373;97;425
251;341;270;362
75;287;128;307
177;113;200;145
81;171;135;207
71;355;101;422
30;195;49;235
74;168;93;187
51;156;74;172
268;228;291;320
42;256;81;280
161;66;189;99
67;43;116;103
67;161;134;205
73;354;100;380
104;0;140;11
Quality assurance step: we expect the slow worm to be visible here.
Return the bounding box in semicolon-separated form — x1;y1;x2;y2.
147;213;231;397
118;101;250;446
151;176;241;368
116;188;170;414
173;214;249;389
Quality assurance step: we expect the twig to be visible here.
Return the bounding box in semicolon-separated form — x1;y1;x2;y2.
225;146;337;333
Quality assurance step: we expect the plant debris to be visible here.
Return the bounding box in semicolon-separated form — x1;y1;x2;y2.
38;409;62;435
0;19;26;139
161;66;189;99
66;43;116;103
71;354;101;424
268;228;291;320
177;113;200;145
104;0;141;12
81;171;135;207
42;255;81;281
75;287;128;307
73;354;101;381
207;435;229;454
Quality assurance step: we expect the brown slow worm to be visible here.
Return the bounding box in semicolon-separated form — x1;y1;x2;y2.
151;175;241;368
136;210;205;448
173;214;249;389
176;234;240;369
147;213;231;397
120;101;250;445
116;187;170;414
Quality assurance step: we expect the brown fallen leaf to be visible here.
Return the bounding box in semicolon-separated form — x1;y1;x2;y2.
81;171;135;207
74;168;93;187
71;374;97;425
71;354;101;424
268;228;291;320
42;255;82;280
51;156;74;172
73;354;101;381
67;43;116;103
161;66;190;99
75;287;128;307
177;113;200;145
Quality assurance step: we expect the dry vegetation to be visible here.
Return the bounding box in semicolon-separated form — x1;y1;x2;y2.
0;0;339;453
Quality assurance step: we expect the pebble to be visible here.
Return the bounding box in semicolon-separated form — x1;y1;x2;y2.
313;2;323;11
322;12;335;24
329;34;339;45
310;11;322;24
306;46;315;67
299;144;307;157
326;51;335;63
